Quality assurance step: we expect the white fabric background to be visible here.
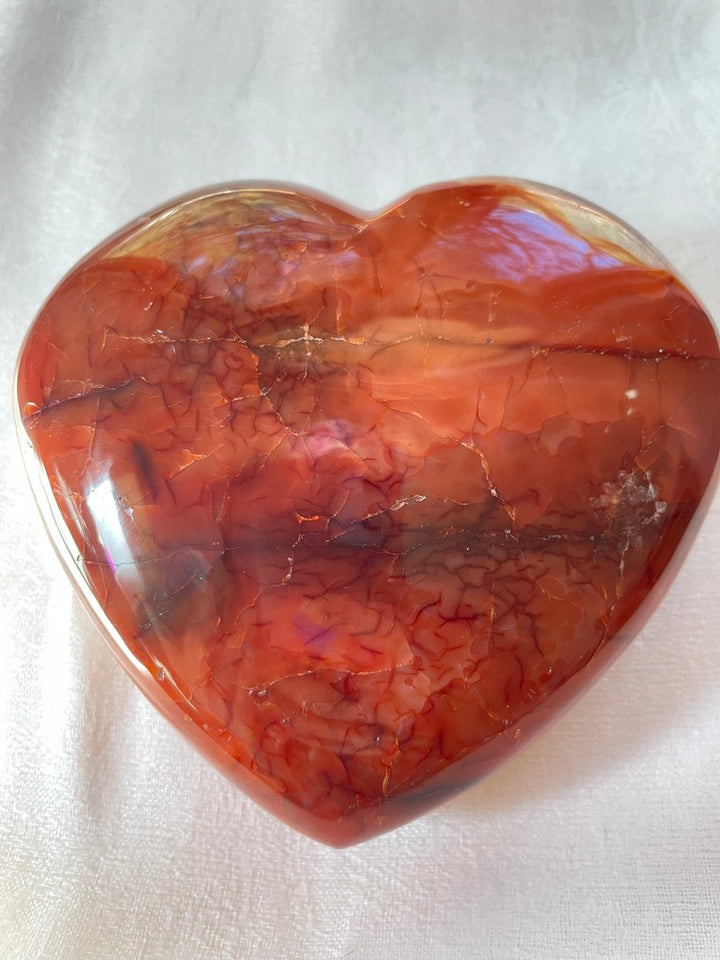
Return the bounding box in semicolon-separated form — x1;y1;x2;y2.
2;1;720;957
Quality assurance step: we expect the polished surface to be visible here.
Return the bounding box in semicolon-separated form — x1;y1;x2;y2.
16;181;720;845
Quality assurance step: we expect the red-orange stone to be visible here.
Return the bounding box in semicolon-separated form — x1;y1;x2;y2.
16;181;720;845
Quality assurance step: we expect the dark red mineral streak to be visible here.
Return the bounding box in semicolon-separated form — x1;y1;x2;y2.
16;181;720;845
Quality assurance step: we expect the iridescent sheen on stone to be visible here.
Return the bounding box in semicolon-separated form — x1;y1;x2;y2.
16;180;720;845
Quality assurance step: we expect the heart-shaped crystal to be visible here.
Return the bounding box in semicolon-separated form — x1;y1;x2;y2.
16;180;720;845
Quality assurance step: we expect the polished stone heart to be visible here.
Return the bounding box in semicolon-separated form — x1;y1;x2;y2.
16;180;720;845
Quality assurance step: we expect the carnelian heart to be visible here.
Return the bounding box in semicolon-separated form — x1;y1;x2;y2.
16;180;720;846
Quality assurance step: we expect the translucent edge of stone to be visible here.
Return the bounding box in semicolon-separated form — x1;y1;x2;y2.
30;177;693;302
12;360;152;684
59;181;360;273
504;178;669;270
